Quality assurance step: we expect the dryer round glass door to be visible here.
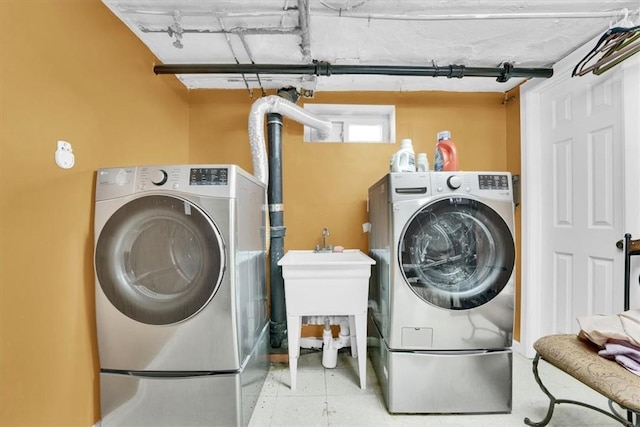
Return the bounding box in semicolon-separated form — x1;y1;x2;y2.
95;195;225;325
399;197;515;310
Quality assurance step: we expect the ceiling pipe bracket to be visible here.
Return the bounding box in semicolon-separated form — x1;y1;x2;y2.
313;60;332;76
497;63;514;82
447;65;465;79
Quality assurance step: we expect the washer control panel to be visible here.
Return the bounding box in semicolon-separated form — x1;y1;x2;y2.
432;173;473;194
431;172;512;200
478;174;510;190
447;175;462;190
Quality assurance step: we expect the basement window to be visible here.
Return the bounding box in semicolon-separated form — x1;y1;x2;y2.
303;104;395;143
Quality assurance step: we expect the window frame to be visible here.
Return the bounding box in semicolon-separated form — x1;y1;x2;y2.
303;104;396;143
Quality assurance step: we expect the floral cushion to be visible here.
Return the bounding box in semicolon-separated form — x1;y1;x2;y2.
534;334;640;411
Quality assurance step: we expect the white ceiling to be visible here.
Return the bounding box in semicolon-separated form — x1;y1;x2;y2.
102;0;640;93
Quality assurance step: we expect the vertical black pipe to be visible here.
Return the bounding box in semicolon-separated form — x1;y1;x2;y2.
624;233;631;312
624;233;635;424
267;112;287;348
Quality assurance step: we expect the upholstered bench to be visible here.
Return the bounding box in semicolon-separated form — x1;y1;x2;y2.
524;334;640;426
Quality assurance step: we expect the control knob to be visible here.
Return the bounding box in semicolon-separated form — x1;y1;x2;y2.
151;169;168;186
447;175;462;190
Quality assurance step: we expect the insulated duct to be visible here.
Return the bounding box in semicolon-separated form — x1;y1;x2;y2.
248;95;331;186
248;94;331;348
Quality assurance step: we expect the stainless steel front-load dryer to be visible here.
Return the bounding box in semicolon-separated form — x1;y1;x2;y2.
368;171;516;414
94;165;268;426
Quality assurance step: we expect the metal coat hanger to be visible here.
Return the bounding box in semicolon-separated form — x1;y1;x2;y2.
593;30;640;75
572;9;640;77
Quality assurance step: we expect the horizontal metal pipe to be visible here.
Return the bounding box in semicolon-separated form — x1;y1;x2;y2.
112;6;629;21
313;10;631;22
153;62;553;81
139;26;302;36
117;9;297;18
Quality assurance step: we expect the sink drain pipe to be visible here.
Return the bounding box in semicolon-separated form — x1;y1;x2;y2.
295;317;353;368
248;92;332;348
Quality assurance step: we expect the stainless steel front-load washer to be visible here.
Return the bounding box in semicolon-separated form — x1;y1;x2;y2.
368;171;516;414
94;164;268;426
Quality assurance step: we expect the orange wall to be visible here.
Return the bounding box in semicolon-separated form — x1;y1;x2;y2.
189;90;519;340
0;2;190;426
1;2;523;425
190;90;508;253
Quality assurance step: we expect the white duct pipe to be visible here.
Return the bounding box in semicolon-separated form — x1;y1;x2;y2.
248;95;332;185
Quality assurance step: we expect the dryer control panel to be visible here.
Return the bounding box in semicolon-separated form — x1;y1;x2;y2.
189;167;229;186
95;164;264;201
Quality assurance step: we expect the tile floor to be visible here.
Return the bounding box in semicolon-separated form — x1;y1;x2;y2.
248;348;627;427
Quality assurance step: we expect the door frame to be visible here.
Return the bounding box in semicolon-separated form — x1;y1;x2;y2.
519;37;640;358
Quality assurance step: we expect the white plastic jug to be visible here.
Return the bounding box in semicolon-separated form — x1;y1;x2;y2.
416;153;429;172
390;139;416;172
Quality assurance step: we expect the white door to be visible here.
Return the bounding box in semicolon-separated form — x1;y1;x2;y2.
541;69;624;329
520;41;640;357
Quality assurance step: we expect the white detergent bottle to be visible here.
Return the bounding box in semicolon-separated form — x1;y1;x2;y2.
417;152;429;172
391;138;416;172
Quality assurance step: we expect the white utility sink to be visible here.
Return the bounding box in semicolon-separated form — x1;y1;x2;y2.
278;249;375;315
278;249;375;390
278;249;376;267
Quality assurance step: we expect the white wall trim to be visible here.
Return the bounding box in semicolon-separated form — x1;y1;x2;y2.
621;56;640;309
512;339;525;358
519;81;544;358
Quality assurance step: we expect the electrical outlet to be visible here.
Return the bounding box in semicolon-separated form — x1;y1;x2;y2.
57;140;72;152
55;140;75;169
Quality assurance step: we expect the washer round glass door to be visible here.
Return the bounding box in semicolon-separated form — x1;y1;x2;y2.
399;197;515;310
95;195;225;325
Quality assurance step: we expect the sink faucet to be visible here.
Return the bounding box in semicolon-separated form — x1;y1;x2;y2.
322;228;330;248
315;227;333;252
